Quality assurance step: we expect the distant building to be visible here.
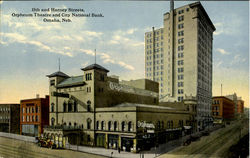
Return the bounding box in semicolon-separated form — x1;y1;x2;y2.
237;98;244;114
226;93;244;117
144;1;215;129
212;96;234;123
0;104;20;134
44;63;195;152
20;95;49;136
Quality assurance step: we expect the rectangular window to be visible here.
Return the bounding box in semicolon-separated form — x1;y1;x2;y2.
178;82;184;87
178;9;184;14
178;15;184;22
85;73;92;81
178;75;184;80
178;60;184;65
178;31;184;36
50;80;55;86
178;68;184;73
178;23;184;29
178;38;184;44
178;53;184;58
178;45;184;51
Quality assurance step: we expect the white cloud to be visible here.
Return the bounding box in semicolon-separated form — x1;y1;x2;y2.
216;48;230;55
79;49;134;71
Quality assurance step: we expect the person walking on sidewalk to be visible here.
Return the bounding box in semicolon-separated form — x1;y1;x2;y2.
118;147;121;153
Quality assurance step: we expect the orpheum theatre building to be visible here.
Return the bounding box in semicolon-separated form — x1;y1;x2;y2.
44;63;196;152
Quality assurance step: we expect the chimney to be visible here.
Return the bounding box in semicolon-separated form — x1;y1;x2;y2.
36;94;40;98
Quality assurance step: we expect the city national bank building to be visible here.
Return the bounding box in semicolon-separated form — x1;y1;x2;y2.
44;63;196;152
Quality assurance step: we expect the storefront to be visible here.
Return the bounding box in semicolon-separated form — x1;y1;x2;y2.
121;137;134;152
96;133;105;147
22;124;38;136
108;134;118;149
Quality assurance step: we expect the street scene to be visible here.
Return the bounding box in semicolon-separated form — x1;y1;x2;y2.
0;0;249;158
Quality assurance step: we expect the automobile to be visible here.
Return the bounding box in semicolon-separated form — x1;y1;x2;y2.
36;137;56;149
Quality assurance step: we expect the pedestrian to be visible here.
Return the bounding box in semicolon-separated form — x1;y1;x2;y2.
118;147;120;153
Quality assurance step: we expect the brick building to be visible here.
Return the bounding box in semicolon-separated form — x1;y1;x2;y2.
0;104;20;134
20;95;49;136
212;96;234;123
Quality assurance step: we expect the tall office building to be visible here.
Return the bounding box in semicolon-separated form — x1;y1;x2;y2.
145;1;215;128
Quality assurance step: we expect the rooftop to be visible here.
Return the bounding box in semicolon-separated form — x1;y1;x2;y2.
47;71;70;78
81;64;109;72
57;75;85;88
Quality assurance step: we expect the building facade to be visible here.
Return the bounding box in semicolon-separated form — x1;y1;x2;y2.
212;96;234;123
226;93;244;117
144;1;215;129
0;104;20;134
44;63;195;152
20;95;49;136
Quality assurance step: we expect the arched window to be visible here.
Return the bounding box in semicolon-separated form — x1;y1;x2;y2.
74;122;77;127
114;121;118;131
68;101;72;112
87;118;92;129
74;101;77;112
171;121;173;129
87;100;91;112
128;121;132;132
157;121;161;129
96;121;99;130
69;122;71;126
51;117;55;126
51;103;54;112
108;121;112;131
121;121;125;131
101;121;105;130
63;102;67;112
161;121;164;129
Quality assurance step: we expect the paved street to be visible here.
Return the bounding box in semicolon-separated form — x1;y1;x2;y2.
0;136;106;158
158;119;249;158
0;119;248;158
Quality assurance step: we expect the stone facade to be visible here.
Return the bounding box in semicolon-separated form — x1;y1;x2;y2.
44;63;196;152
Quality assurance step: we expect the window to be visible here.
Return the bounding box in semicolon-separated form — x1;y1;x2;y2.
51;103;54;112
178;60;183;66
178;53;184;58
178;89;184;94
74;101;77;112
35;106;38;113
50;80;55;86
178;96;184;101
178;9;184;14
101;121;105;130
96;121;99;130
128;121;132;132
178;75;184;80
108;121;112;131
87;87;91;93
87;100;91;112
178;82;184;87
36;116;38;122
114;121;118;131
178;38;184;44
68;101;72;112
178;15;184;22
178;45;184;51
100;74;105;81
87;118;92;129
178;23;184;29
178;31;184;36
85;73;92;81
63;102;67;112
178;68;184;73
121;121;125;131
51;117;55;126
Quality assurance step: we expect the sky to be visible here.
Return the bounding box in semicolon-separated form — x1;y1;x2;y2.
0;1;249;107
